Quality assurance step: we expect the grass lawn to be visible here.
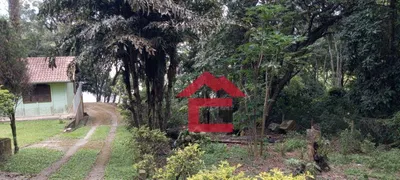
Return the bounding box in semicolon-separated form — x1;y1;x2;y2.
49;149;99;180
0;148;64;175
0;120;66;147
90;125;111;141
104;126;137;180
57;126;91;139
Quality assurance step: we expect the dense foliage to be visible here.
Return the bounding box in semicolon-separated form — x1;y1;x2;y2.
24;0;400;146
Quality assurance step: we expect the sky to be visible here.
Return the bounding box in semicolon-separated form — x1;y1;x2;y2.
0;0;8;16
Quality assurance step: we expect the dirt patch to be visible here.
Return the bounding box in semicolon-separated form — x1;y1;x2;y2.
31;126;98;180
0;172;31;180
84;103;120;126
82;141;105;150
27;139;77;152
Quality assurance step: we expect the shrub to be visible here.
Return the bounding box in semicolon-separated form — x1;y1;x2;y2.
361;139;375;154
201;143;228;166
133;154;156;179
189;161;313;180
339;128;362;154
188;161;249;180
284;138;306;152
154;144;205;180
257;169;313;180
130;126;169;155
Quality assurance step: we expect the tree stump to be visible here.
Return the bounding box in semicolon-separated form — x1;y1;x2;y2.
306;127;321;162
0;138;12;161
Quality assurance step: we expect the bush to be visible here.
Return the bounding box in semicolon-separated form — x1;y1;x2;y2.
339;128;362;154
189;161;313;180
130;126;169;155
154;144;205;180
201;143;228;166
284;138;306;152
133;154;156;179
188;161;249;180
361;139;376;154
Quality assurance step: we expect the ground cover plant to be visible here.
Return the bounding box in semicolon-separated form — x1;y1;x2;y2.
0;148;63;175
49;149;99;180
104;127;137;180
0;120;66;147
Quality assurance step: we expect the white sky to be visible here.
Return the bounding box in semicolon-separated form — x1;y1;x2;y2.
0;0;8;17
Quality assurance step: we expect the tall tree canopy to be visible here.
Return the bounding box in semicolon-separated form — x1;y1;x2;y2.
39;0;221;130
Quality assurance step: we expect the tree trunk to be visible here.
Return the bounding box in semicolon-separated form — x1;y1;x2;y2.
9;112;19;154
334;40;343;88
260;70;272;156
122;53;139;127
164;47;178;127
96;94;101;102
146;77;153;129
130;49;143;125
8;0;20;154
8;0;20;30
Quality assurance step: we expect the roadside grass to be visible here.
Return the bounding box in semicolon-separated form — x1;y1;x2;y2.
0;120;66;147
49;149;99;180
57;126;91;139
104;126;137;180
0;148;63;175
90;125;110;141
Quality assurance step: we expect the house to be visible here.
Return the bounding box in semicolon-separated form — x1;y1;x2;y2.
14;56;83;120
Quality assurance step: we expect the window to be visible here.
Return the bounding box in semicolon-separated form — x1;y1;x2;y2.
23;84;52;103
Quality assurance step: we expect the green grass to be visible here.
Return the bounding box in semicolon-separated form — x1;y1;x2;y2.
0;120;66;147
0;148;63;175
105;126;137;180
58;126;91;139
90;126;111;141
201;143;249;166
49;149;99;180
330;149;400;179
283;138;306;152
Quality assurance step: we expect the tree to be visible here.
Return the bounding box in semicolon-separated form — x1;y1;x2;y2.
0;18;29;153
39;0;220;130
342;0;400;117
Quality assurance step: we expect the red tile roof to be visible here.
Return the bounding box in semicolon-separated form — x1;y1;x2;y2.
26;56;75;83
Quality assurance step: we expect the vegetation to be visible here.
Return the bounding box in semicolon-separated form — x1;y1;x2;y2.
0;148;63;175
329;149;400;179
90;126;111;141
49;149;99;180
1;0;400;178
104;127;137;180
0;0;30;154
0;120;66;147
154;144;204;180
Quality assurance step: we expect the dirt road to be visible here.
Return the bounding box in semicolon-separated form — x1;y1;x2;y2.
30;103;120;180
